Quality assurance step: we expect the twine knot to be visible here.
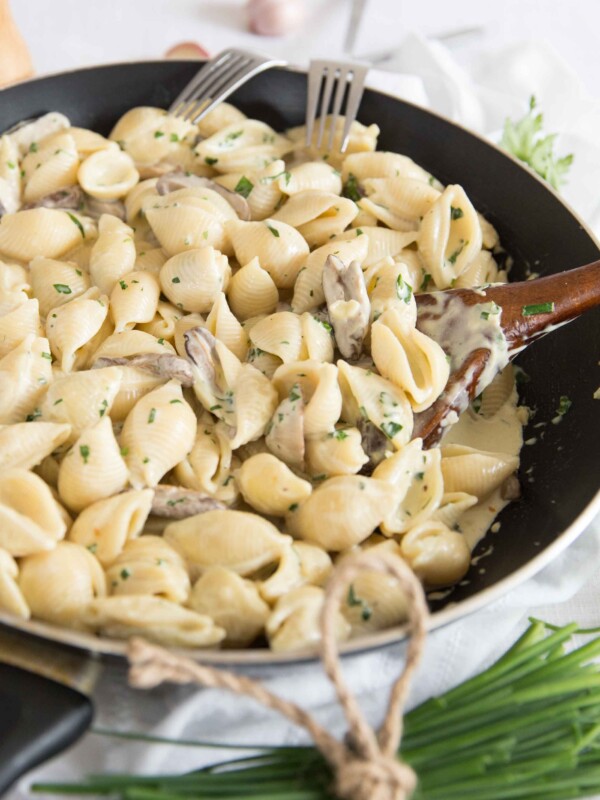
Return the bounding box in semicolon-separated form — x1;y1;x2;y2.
335;753;417;800
128;549;429;800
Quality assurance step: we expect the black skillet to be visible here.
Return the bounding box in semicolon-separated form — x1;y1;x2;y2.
0;61;598;794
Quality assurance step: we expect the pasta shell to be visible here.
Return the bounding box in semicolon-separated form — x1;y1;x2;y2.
69;489;153;566
400;520;471;588
109;106;196;168
440;443;519;499
419;185;483;288
305;428;368;477
46;288;109;372
333;226;417;267
342;151;432;184
78;146;139;200
237;453;312;516
194;119;293;173
367;259;417;327
120;379;197;488
0;468;67;556
300;313;334;363
373;439;444;534
22;132;79;204
371;308;450;412
174;422;239;505
273;360;342;437
164;509;292;578
159;246;230;313
337;360;413;449
249;311;304;363
84;594;225;647
271;191;358;247
58;416;129;511
89;214;136;295
125;177;159;223
0;421;71;471
288;117;379;169
283;162;342;196
266;585;350;653
196;102;247;137
68;126;114;157
0;548;30;619
257;544;304;603
291;235;369;313
362;176;440;226
29;257;91;317
110;270;160;332
0;298;43;358
215;159;286;220
292;542;332;587
433;492;478;529
226;218;309;289
19;541;106;628
0;208;85;261
188;566;269;646
0;335;53;424
205;292;248;360
106;535;190;603
227;257;279;321
136;299;182;341
0;135;21;214
285;476;395;550
454;249;500;289
93;329;175;360
110;366;165;421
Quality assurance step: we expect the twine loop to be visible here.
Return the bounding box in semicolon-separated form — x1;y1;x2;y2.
128;549;429;800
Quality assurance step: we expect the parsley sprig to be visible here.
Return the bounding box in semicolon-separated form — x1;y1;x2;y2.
500;95;573;190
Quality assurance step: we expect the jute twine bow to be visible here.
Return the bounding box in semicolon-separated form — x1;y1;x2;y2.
128;550;429;800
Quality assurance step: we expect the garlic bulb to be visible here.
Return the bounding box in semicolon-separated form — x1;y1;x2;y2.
247;0;305;37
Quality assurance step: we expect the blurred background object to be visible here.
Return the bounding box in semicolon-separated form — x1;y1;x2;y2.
247;0;305;36
0;0;33;87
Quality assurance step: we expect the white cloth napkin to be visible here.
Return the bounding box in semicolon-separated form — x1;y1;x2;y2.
13;34;600;797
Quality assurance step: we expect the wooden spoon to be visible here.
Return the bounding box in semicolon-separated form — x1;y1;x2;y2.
413;259;600;447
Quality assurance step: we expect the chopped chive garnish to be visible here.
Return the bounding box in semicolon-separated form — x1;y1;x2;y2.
204;157;218;165
79;445;90;463
450;206;464;220
522;301;555;316
556;395;572;416
266;224;280;237
53;283;72;294
65;212;85;238
396;275;413;304
381;421;403;439
288;503;299;512
234;176;254;198
41;351;52;360
147;408;157;423
154;131;165;138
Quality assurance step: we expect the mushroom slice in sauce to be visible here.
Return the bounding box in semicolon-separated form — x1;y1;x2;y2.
84;195;126;221
266;387;305;469
156;170;251;220
22;186;84;211
356;417;390;473
93;353;194;386
322;254;370;360
151;485;225;519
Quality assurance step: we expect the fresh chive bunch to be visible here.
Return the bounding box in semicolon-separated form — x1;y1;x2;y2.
34;619;600;800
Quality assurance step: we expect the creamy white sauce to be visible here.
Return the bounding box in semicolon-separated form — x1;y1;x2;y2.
441;369;525;551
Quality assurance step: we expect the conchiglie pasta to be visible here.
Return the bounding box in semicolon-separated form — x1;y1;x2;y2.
273;360;342;437
400;520;471;588
92;330;175;360
271;191;358;247
68;489;154;566
205;292;248;360
0;135;21;214
283;161;342;196
109;270;160;332
288;116;379;169
159;246;230;313
226;218;309;289
0;208;85;261
120;379;197;488
174;422;239;505
29;257;91;317
333;226;417;268
89;214;136;295
237;453;311;516
0;469;67;556
0;298;43;358
215;159;286;220
106;535;190;603
194;120;292;173
266;585;350;653
0;421;71;471
440;443;519;499
46;288;109;372
109;106;196;168
226;257;279;320
0;548;30;619
188;567;269;646
0;335;53;424
78;146;139;200
19;541;106;628
305;428;368;477
342;151;432;184
58;416;129;511
21;132;79;204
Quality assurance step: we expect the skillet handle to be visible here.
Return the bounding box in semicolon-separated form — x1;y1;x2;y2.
0;663;93;795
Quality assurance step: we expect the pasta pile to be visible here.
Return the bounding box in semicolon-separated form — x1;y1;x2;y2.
0;103;522;652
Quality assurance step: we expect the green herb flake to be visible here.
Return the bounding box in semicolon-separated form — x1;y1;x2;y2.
556;395;572;416
522;302;555;316
119;280;128;290
170;399;183;404
26;408;42;422
120;568;131;580
202;230;209;240
450;206;464;220
53;283;72;295
65;212;85;238
166;498;186;507
381;421;403;439
267;224;280;238
170;133;180;142
86;543;98;553
79;444;91;463
154;130;165;139
147;408;157;424
75;268;82;276
120;446;129;457
142;456;150;464
53;397;63;405
419;272;432;292
29;142;38;153
234;176;254;198
415;471;425;480
343;173;363;202
99;398;108;417
6;160;15;169
396;275;413;304
157;338;165;345
288;503;299;513
41;351;52;360
356;228;364;236
204;157;219;166
347;584;372;621
172;276;181;284
288;387;301;402
448;240;466;265
333;430;349;441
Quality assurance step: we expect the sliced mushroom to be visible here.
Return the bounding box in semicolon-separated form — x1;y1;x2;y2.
156;169;251;220
357;417;390;472
22;186;84;211
266;386;305;469
322;255;370;360
84;195;126;221
501;473;521;501
184;326;223;397
92;353;194;386
151;485;225;519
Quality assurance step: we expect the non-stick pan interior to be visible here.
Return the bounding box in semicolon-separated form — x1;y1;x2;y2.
0;61;598;659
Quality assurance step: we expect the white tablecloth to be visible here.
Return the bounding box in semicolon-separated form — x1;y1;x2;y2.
5;1;600;795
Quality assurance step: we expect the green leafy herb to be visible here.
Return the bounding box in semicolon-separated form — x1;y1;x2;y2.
6;160;15;169
381;421;403;439
522;301;555;316
170;399;183;404
355;228;364;236
147;408;157;424
266;224;280;238
288;386;301;402
79;445;90;463
347;583;372;621
119;446;129;457
234;176;254;198
26;408;41;422
332;430;349;441
556;395;572;416
480;301;501;320
172;276;181;284
447;240;466;265
170;133;180;142
204;157;218;166
154;131;165;139
86;543;98;554
119;280;128;290
501;95;574;189
288;503;299;513
166;498;186;507
396;275;413;304
53;283;72;294
41;352;52;360
65;212;85;238
99;399;108;417
120;568;131;580
157;338;165;345
419;272;432;292
450;206;464;220
343;173;363;202
29;142;38;153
